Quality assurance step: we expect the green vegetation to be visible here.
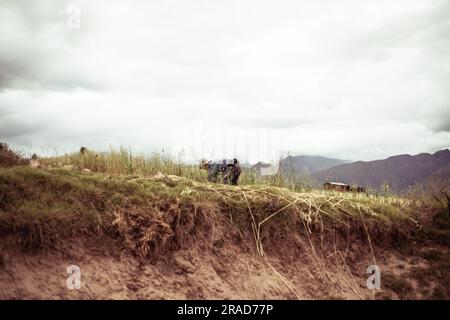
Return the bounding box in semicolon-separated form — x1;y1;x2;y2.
1;145;449;300
0;164;423;257
0;143;29;167
43;147;207;181
1;146;448;257
40;148;319;191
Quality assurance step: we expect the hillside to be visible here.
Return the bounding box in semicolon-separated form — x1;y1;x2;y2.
279;155;350;175
313;149;450;192
1;166;449;299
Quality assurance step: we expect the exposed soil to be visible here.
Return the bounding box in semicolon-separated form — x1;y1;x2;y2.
0;230;439;300
0;167;448;300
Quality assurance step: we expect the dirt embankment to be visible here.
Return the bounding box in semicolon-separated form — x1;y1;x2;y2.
1;225;443;300
0;167;449;299
0;240;430;300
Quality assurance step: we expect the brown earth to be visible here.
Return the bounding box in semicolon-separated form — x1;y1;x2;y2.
0;167;448;300
0;229;437;300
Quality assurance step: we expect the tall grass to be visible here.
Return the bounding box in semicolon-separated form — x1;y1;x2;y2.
0;165;418;253
56;144;434;219
42;147;317;190
41;147;449;201
43;147;204;180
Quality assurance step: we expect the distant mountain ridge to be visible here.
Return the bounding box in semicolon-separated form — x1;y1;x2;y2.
312;149;450;192
279;155;350;175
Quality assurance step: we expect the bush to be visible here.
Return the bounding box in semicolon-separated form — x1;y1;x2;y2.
0;143;29;167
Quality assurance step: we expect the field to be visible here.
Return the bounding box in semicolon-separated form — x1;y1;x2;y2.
41;147;317;190
0;146;449;299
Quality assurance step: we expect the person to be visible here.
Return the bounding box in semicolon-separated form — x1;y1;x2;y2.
30;153;42;168
79;146;88;155
223;158;241;185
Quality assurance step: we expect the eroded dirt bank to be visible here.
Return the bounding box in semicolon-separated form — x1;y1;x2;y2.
1;233;441;300
1;167;448;299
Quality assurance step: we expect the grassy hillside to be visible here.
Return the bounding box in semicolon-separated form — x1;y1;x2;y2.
0;165;427;254
40;148;321;191
1;147;449;299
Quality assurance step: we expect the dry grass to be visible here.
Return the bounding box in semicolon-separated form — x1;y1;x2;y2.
0;165;421;254
2;145;449;300
40;147;318;191
42;147;204;180
0;143;29;167
1;164;447;300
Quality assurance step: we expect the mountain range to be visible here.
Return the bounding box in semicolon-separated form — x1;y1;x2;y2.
252;149;450;192
311;149;450;192
279;155;350;175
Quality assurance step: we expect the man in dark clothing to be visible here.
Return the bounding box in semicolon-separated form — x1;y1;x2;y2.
223;158;241;185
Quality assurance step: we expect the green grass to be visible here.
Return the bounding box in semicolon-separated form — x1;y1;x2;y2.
40;148;320;191
2;145;446;258
42;147;206;181
0;166;213;254
0;165;425;258
2;146;449;299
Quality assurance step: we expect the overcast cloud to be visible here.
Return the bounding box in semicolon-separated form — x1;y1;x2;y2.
0;0;449;163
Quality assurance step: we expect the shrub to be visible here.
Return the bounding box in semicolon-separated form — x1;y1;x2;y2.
0;143;29;167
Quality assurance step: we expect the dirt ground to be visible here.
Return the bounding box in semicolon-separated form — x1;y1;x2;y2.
0;237;432;300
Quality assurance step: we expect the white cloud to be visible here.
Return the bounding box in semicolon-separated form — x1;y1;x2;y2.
0;0;449;161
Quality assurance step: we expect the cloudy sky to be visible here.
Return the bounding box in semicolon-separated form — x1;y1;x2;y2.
0;0;449;163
